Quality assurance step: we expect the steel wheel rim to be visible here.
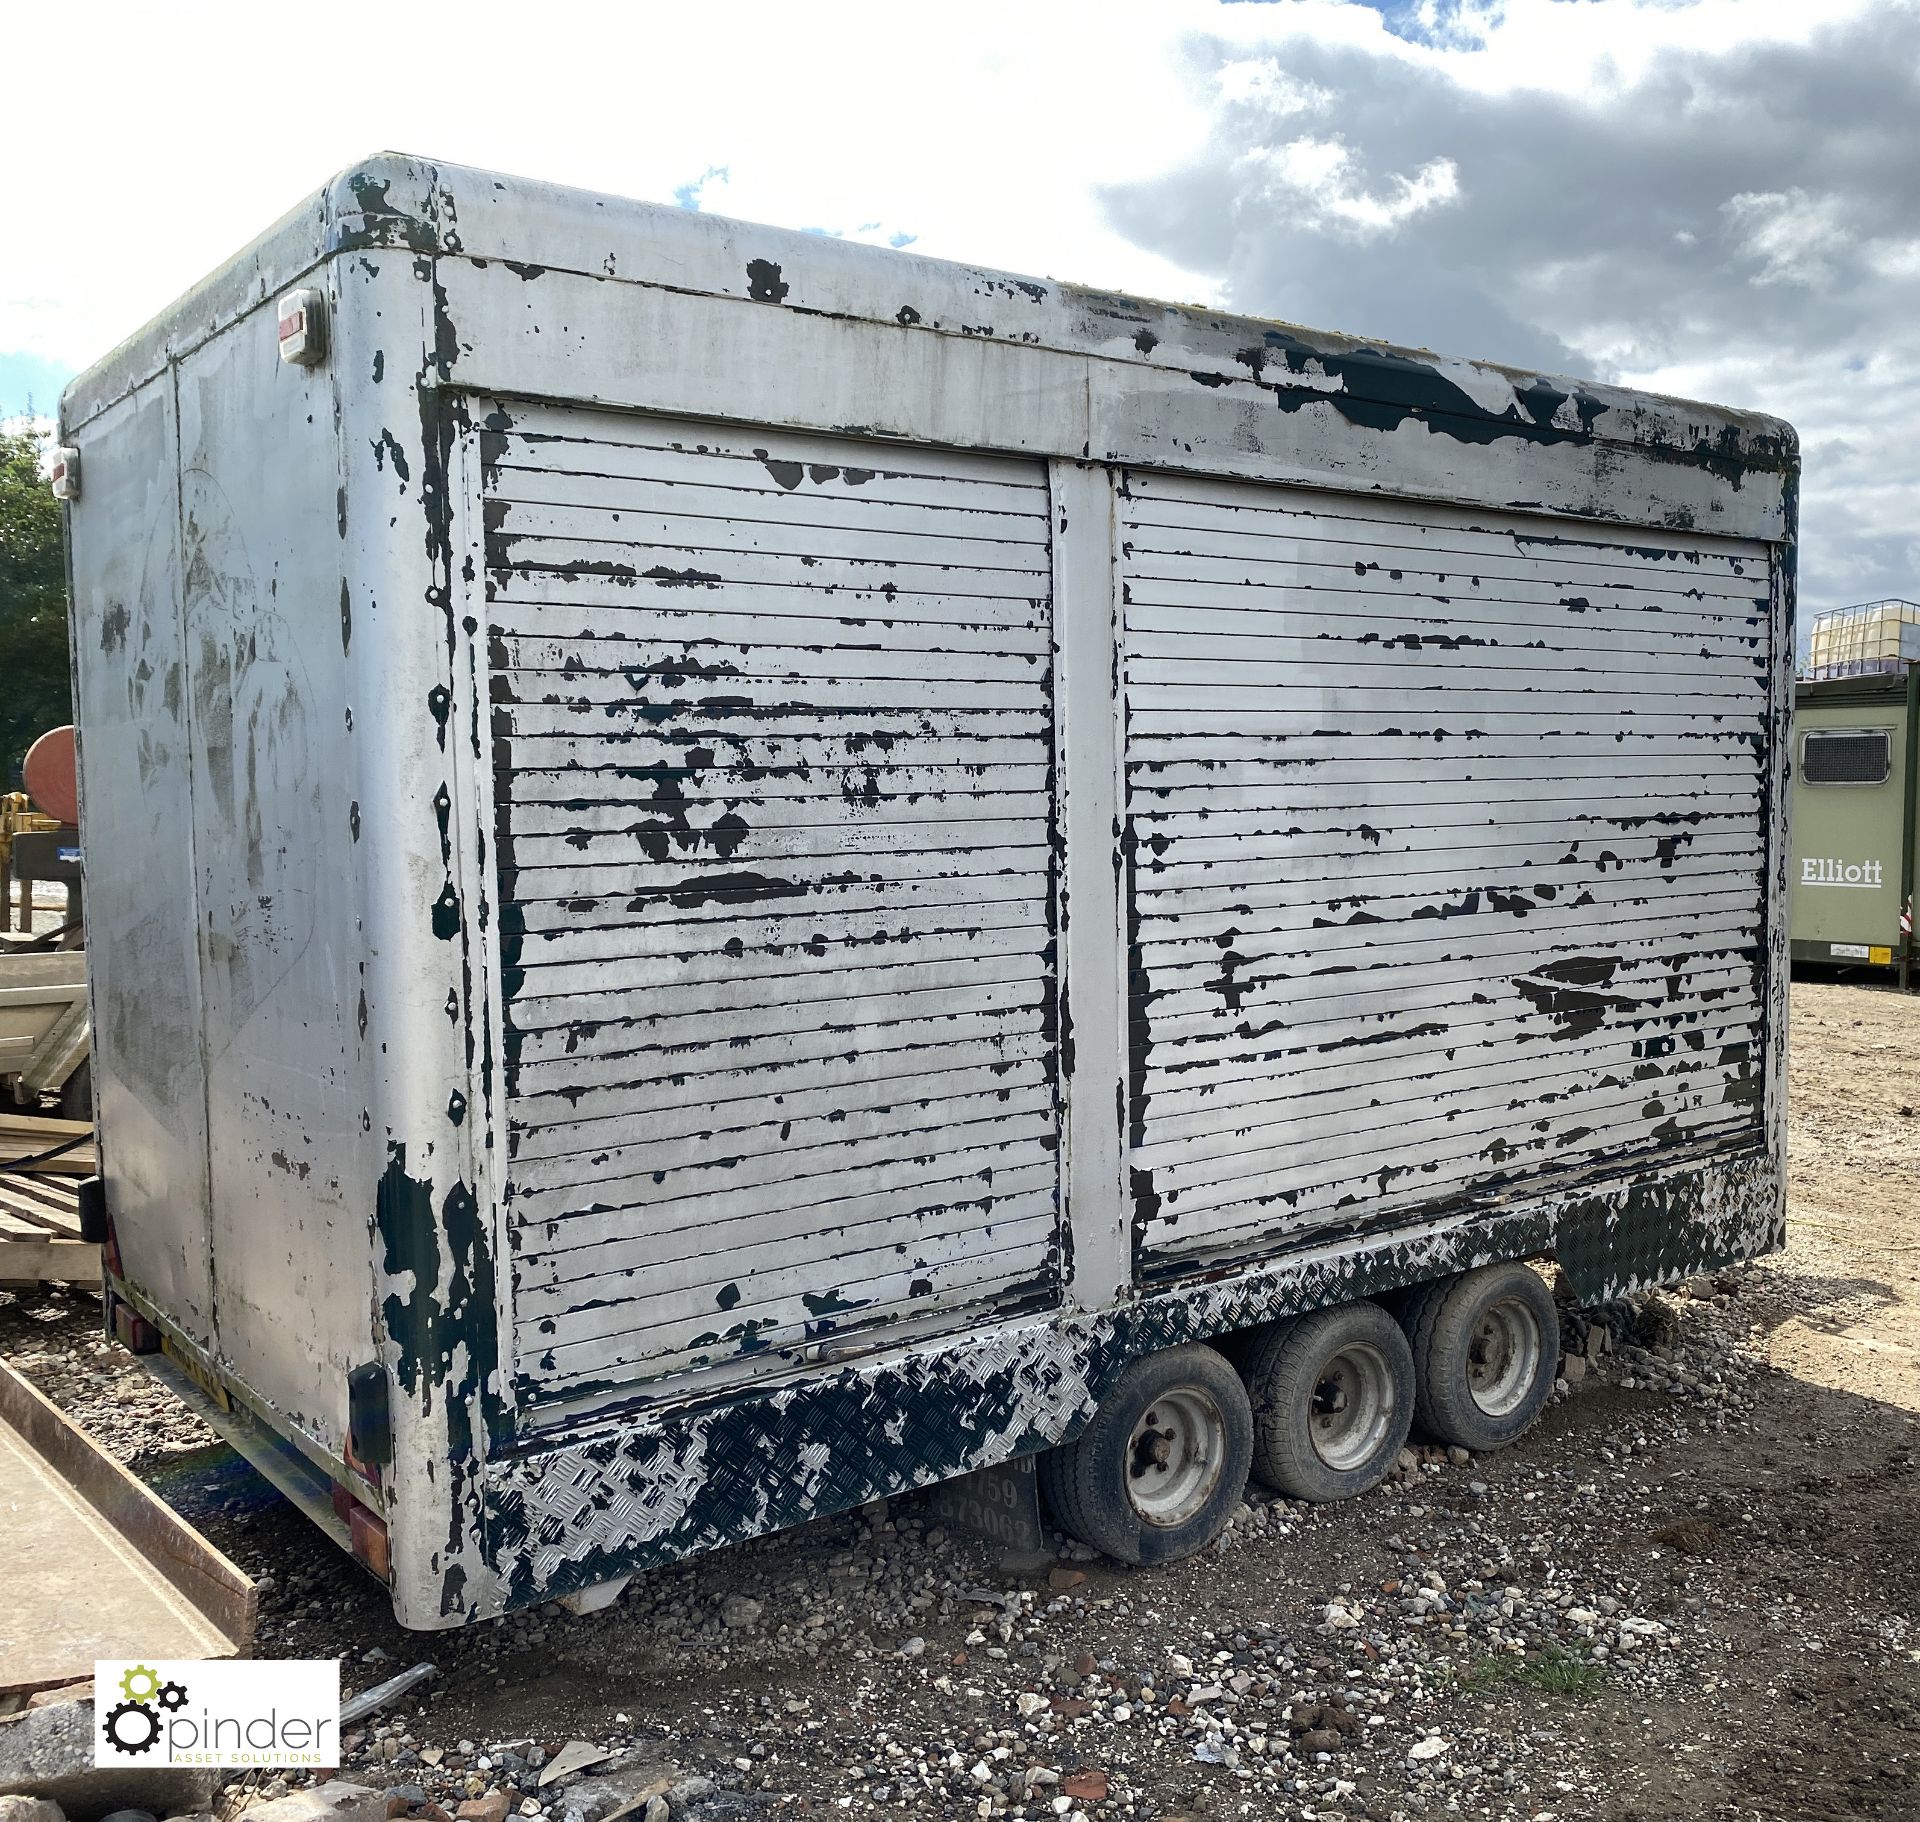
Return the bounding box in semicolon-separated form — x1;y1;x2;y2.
1467;1296;1543;1416
1125;1387;1228;1527
1309;1342;1395;1471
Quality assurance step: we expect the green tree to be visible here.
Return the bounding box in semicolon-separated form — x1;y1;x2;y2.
0;427;73;786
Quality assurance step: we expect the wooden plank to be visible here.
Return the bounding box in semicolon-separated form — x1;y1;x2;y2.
0;1238;96;1285
0;1361;252;1692
0;1181;82;1236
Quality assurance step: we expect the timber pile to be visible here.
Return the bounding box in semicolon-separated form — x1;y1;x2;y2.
0;1114;95;1285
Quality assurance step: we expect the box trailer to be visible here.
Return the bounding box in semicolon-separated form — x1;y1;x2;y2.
1790;669;1919;986
58;155;1796;1629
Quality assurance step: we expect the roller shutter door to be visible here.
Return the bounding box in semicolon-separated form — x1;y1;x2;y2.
479;404;1062;1412
1120;469;1773;1269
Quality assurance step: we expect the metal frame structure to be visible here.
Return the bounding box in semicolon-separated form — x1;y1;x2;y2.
60;155;1796;1628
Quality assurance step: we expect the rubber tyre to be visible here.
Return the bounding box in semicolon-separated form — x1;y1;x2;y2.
1039;1344;1252;1566
1243;1301;1415;1502
1210;1320;1288;1371
1403;1263;1560;1452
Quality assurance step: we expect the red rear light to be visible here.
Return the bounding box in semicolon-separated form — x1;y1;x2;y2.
348;1501;391;1580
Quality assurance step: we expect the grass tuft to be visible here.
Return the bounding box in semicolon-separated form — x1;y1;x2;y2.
1462;1646;1609;1699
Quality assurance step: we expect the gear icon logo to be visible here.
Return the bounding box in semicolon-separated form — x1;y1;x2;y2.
118;1664;160;1703
158;1681;189;1712
103;1699;163;1755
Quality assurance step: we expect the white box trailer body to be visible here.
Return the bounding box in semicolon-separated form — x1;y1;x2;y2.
60;154;1795;1628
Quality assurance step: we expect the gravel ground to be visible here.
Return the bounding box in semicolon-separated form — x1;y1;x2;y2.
4;977;1916;1822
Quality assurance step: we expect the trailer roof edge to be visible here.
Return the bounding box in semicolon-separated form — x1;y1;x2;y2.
60;150;1798;545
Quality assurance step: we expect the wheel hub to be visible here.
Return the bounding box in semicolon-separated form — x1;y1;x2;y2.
1307;1342;1395;1473
1124;1388;1228;1527
1466;1296;1543;1416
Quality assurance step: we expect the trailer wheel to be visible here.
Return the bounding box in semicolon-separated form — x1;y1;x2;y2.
1403;1264;1560;1452
1242;1302;1414;1502
1039;1345;1252;1566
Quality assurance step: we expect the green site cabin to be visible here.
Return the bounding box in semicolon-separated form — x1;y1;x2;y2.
1790;667;1920;988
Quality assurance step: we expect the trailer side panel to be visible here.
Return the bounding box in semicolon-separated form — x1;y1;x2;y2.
476;404;1065;1414
1119;471;1773;1270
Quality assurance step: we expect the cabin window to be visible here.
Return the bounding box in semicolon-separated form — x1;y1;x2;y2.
1802;728;1892;785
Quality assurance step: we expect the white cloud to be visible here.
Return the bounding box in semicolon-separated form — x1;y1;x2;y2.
3;0;1913;612
1238;137;1460;237
1723;187;1854;287
1215;59;1334;116
0;0;1242;371
1103;0;1920;615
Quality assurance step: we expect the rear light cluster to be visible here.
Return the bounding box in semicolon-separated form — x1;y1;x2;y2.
330;1481;391;1579
337;1360;394;1579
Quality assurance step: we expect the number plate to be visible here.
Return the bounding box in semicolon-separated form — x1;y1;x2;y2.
926;1456;1050;1568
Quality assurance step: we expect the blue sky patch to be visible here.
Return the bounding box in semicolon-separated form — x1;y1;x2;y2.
0;350;75;421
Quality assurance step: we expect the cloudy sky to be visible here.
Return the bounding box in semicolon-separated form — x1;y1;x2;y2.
6;0;1914;615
